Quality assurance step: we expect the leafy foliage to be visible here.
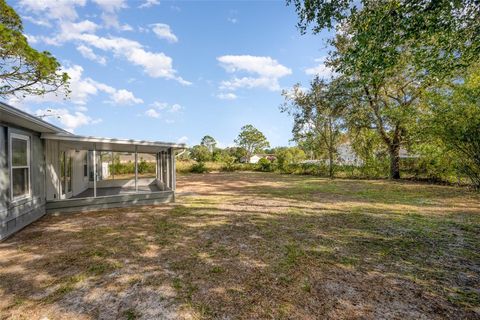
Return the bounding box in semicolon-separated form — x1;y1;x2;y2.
200;135;217;152
0;0;69;97
190;145;212;162
426;65;480;188
257;158;273;172
190;162;209;174
287;0;480;180
234;124;270;160
274;147;306;171
281;77;346;178
287;0;480;80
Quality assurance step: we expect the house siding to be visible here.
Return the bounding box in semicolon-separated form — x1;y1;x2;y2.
0;124;46;241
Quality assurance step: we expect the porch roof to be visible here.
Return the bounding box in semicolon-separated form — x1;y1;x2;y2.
41;133;187;153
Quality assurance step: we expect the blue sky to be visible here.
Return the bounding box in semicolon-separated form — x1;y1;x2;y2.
6;0;333;147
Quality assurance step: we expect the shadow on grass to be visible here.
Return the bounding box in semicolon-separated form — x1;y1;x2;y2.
0;172;479;319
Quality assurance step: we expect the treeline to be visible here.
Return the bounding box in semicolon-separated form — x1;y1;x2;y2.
279;0;480;188
180;1;480;188
178;129;475;186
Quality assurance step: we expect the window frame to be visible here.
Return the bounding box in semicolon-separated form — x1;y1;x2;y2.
9;132;31;202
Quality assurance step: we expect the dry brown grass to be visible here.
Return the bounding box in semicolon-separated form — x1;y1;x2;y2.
0;172;479;319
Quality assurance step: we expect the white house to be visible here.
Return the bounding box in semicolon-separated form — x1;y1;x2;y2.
0;102;186;240
337;143;363;166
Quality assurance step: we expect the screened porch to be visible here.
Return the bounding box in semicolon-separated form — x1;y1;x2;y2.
41;133;184;213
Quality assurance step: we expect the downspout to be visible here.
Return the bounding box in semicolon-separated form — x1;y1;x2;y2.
175;148;186;158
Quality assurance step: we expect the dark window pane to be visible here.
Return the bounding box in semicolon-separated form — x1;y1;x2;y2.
12;168;29;197
83;153;88;177
12;138;28;166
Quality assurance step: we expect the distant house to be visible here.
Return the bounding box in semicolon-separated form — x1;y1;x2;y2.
337;143;363;166
300;143;416;167
337;143;417;165
0;102;186;240
241;154;276;164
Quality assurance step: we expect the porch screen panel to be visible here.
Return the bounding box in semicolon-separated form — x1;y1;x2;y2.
111;152;136;180
136;153;157;179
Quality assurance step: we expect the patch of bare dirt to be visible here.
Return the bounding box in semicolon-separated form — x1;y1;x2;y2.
0;172;479;319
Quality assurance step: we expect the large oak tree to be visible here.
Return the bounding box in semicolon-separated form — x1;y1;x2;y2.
287;0;480;179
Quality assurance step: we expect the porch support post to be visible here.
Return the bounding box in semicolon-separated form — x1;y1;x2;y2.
172;149;176;191
168;148;173;190
93;144;97;198
160;150;164;187
134;145;138;193
166;149;170;190
156;152;159;180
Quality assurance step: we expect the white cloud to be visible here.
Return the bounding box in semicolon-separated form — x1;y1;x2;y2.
218;55;292;78
177;136;188;144
220;77;283;91
169;104;182;112
139;0;160;8
76;106;88;112
90;0;131;30
65;20;99;34
110;89;143;105
145;109;160;119
76;45;107;65
151;23;178;43
23;15;52;27
60;33;190;84
19;0;189;84
227;17;238;24
217;55;292;91
34;108;100;133
19;0;86;21
216;92;237;100
100;12;132;31
37;20;100;45
305;57;335;78
150;101;183;113
144;101;183;124
11;65;142;106
145;108;160;118
144;101;183;121
92;0;127;12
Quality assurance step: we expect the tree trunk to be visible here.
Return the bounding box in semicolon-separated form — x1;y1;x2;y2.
328;148;334;179
389;144;401;179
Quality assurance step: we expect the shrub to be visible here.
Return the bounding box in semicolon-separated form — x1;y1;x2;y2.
220;155;237;172
190;162;209;173
257;158;273;172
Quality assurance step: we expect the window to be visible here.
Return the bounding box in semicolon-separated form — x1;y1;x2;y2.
83;153;88;177
10;133;30;201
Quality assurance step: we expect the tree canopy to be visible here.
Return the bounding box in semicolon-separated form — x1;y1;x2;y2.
190;145;212;162
287;0;480;81
200;135;217;152
234;125;270;160
425;64;480;188
281;76;346;177
286;0;480;180
0;0;69;97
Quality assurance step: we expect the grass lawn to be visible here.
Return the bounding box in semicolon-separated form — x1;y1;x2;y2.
0;172;479;319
